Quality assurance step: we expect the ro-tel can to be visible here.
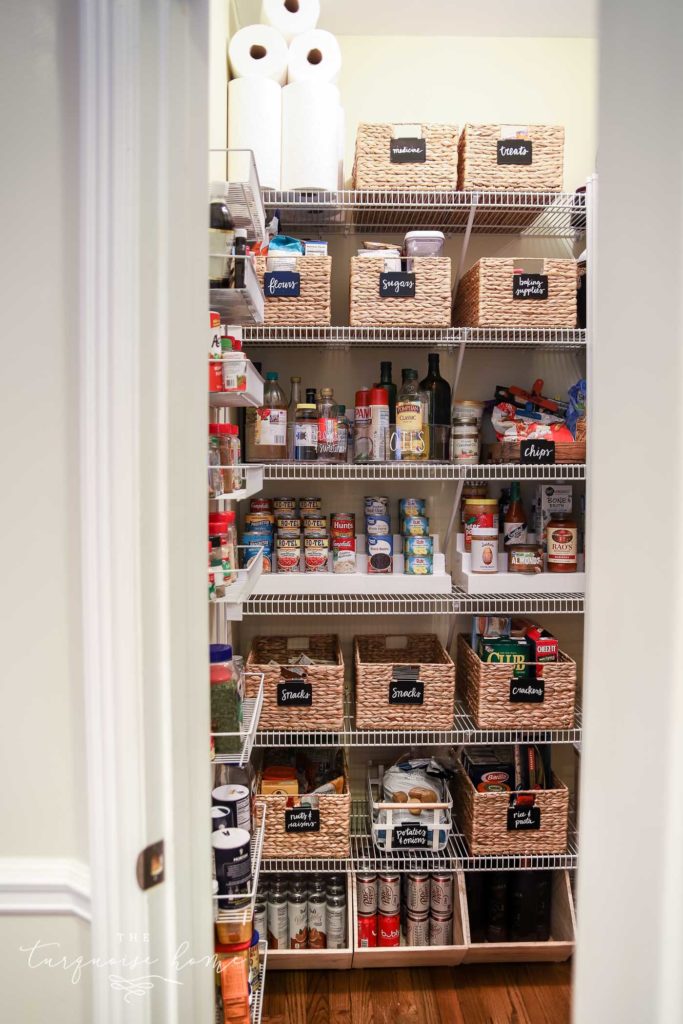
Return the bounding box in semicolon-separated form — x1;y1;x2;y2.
304;534;329;572
326;889;347;949
404;535;433;557
402;515;430;537
378;873;401;915
331;512;355;535
307;888;327;948
276;515;301;535
406;873;431;913
303;515;327;535
378;912;401;947
406;910;430;947
253;898;267;942
267;889;289;950
364;496;389;517
365;514;391;536
405;554;433;575
250;498;273;514
288;887;309;949
211;784;251;833
430;873;454;915
332;535;356;573
273;497;297;514
299;497;322;514
357;913;378;948
367;535;393;574
276;535;301;573
429;911;453;946
356;872;378;916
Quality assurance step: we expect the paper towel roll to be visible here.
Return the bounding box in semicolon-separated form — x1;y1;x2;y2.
281;81;340;191
337;105;345;188
287;29;342;85
228;78;282;190
260;0;320;43
228;24;288;84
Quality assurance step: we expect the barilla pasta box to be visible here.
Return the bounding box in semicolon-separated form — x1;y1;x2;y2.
463;747;515;792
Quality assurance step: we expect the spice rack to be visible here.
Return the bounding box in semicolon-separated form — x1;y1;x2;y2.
213;802;267;927
210;546;264;622
209;357;265;408
211;465;265;504
453;536;587;596
211;673;265;768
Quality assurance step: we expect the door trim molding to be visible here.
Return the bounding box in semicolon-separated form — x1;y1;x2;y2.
0;858;91;922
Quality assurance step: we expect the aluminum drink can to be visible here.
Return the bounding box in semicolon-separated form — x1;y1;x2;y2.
406;910;430;947
378;873;400;914
356;873;378;916
406;873;431;913
430;873;454;915
378;911;400;947
357;912;378;948
429;911;453;946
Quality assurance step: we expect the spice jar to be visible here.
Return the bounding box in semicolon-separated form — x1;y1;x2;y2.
214;423;235;494
210;643;242;756
546;513;578;572
294;403;318;461
450;416;480;464
208;425;224;499
209;511;237;587
463;497;499;552
471;526;498;573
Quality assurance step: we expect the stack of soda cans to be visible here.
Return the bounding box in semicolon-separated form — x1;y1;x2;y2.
356;871;454;947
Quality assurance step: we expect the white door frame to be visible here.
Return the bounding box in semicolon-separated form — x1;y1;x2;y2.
79;1;212;1020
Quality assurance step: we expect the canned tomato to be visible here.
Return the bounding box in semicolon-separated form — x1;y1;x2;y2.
406;873;431;913
365;514;391;536
356;873;377;916
273;497;297;514
402;515;430;537
299;497;322;514
357;913;378;948
377;912;400;947
303;515;327;533
304;535;329;572
331;512;355;534
430;874;453;915
399;498;425;518
406;910;430;947
332;537;356;574
250;498;273;514
364;496;389;516
276;536;301;573
378;873;400;914
276;516;301;534
429;911;453;946
367;535;393;574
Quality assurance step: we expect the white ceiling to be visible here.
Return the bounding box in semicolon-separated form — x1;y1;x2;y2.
233;0;598;38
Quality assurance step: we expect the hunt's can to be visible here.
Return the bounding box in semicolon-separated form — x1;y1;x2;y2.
378;911;400;947
406;910;430;947
406;873;431;913
378;873;400;914
331;512;355;535
430;873;453;915
429;911;453;946
356;872;378;916
357;912;377;948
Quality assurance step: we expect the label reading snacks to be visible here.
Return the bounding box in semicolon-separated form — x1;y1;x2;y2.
509;678;545;703
513;273;548;300
507;806;541;831
389;138;427;163
497;139;533;165
393;822;429;848
380;272;416;298
520;439;556;465
277;682;313;707
264;270;301;298
285;808;320;833
389;665;424;705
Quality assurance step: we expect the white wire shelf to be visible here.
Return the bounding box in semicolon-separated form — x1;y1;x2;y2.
243;326;586;351
214;942;267;1024
211;546;264;621
243;585;584;617
262;461;586;481
262;189;586;238
212;675;264;768
210;465;264;502
210;149;267;245
209;358;265;408
209;257;264;327
214;802;266;926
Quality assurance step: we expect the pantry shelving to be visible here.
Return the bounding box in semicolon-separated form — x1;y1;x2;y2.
211;465;265;502
208;357;265;407
243;326;586;350
213;802;267;925
212;673;264;767
262;461;586;481
210;149;267;245
211;545;264;621
209;258;264;327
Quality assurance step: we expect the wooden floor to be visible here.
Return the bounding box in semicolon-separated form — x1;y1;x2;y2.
263;964;572;1024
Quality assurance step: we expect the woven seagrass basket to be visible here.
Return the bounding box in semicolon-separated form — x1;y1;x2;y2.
349;256;451;327
245;634;344;731
352;123;459;190
453;258;577;328
453;763;569;856
354;634;455;730
485;418;587;465
457;124;564;191
253;255;331;326
456;634;576;731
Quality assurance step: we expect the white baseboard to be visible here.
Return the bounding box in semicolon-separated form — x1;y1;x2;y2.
0;858;91;922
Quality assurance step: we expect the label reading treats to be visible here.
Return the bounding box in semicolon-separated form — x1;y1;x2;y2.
389;665;424;705
509;678;545;703
380;272;416;298
277;682;313;707
513;273;548;300
520;439;556;465
497;139;533;165
390;138;427;163
264;270;301;298
393;822;429;848
285;808;320;833
507;806;541;831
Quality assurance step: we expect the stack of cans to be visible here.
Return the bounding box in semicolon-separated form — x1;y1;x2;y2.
356;872;454;947
365;496;392;575
256;873;347;951
400;498;433;576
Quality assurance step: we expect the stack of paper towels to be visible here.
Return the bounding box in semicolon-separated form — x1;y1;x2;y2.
227;0;343;192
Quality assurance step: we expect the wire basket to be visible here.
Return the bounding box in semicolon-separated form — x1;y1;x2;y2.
368;769;453;852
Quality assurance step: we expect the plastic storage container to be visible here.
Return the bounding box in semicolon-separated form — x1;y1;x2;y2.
404;231;445;258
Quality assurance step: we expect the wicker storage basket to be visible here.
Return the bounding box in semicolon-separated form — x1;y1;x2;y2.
245;635;344;732
456;634;576;731
485;417;587;465
453;258;577;328
349;256;452;327
352;123;459;190
354;634;455;730
453;764;569;856
457;124;564;191
253;255;331;327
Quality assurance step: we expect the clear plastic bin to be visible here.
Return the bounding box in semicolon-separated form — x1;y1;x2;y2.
404;230;446;258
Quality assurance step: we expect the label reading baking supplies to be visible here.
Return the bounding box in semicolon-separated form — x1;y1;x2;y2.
277;682;313;707
285;808;320;833
509;678;545;703
507;806;541;831
264;270;300;298
497;139;533;165
520;439;556;464
393;822;429;848
389;138;427;163
380;272;416;298
389;665;424;705
513;274;548;300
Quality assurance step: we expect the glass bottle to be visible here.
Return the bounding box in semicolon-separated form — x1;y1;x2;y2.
210;643;242;756
229;424;244;490
316;386;338;462
246;371;288;462
504;481;528;547
294;403;318;461
394;369;429;461
288;376;302;410
305;387;317;404
208;424;224;498
233;228;247;289
420;352;452;461
374;361;397;426
333;404;349;463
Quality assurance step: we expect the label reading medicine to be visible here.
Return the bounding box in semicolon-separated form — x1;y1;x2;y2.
513;273;548;300
520;439;556;465
393;822;429;848
497;139;533;165
389;138;427;163
277;682;313;707
380;272;416;298
285;808;320;833
264;270;301;298
507;806;541;831
509;678;545;703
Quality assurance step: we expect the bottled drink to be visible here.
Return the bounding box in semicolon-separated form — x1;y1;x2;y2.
317;387;339;462
504;481;528;547
246;371;288;462
374;361;397;425
267;881;289;950
420;353;451;460
233;228;247;289
294;403;318;461
333;404;349;463
394;370;429;461
288;881;309;949
326;889;347;950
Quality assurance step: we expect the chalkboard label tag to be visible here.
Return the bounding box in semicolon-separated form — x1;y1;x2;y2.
393;822;429;848
497;140;533;165
507;806;541;831
380;271;416;298
389;665;424;705
520;439;556;465
285;808;320;833
513;273;548;300
509;678;545;703
264;270;300;298
277;682;313;707
390;138;427;163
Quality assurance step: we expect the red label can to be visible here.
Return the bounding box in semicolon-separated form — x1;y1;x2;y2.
378;873;400;914
378;912;400;947
209;361;223;392
331;513;355;535
357;912;378;948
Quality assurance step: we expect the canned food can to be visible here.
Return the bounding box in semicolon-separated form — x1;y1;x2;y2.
276;535;301;573
356;873;378;916
377;911;400;947
399;498;426;518
276;515;301;533
357;912;377;948
331;512;355;534
404;535;434;557
304;535;329;573
326;892;347;950
303;515;327;533
405;554;433;575
430;874;454;915
332;536;356;573
367;535;393;574
364;496;389;516
273;498;296;514
250;498;273;513
299;497;322;514
402;515;430;536
429;911;453;946
378;873;400;914
365;514;391;536
406;873;431;913
406;910;430;947
245;512;275;527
